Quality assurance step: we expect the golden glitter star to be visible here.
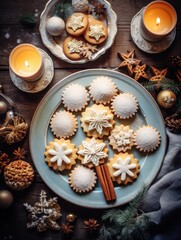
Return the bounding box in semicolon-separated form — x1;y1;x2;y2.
133;64;148;81
117;50;141;76
150;66;168;81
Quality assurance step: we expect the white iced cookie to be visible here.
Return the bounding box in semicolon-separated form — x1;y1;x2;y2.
50;110;78;139
62;83;89;112
89;76;118;104
46;16;65;36
69;165;97;193
134;125;161;152
111;93;138;119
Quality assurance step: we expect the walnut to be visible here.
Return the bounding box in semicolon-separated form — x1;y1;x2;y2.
4;160;34;190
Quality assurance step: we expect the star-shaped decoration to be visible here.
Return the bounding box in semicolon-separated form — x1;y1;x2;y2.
150;66;168;81
112;157;136;181
117;49;141;76
48;142;73;167
67;39;83;53
24;190;61;232
84;109;112;134
68;15;84;32
78;138;108;166
89;24;105;41
133;64;148;81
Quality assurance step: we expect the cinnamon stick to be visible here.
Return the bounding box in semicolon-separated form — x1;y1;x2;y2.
96;164;116;202
102;164;116;201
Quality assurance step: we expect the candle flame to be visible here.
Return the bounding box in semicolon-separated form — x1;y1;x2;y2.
25;60;29;67
156;17;160;26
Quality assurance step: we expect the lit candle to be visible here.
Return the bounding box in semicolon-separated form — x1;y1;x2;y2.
9;44;44;82
140;1;177;42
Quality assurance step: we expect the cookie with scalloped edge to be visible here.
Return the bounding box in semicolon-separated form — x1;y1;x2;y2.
62;83;89;112
107;152;140;185
80;104;115;138
109;124;134;152
133;125;161;152
69;165;97;193
77;137;108;168
111;92;138;119
44;138;77;172
50;110;78;139
89;76;118;105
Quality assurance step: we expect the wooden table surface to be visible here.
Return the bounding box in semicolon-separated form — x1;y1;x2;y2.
0;0;180;239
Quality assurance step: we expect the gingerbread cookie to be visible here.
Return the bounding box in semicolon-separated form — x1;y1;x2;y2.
63;36;84;60
84;19;108;44
66;12;88;36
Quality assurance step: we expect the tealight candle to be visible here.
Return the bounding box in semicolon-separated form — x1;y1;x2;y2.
140;1;177;42
9;44;44;82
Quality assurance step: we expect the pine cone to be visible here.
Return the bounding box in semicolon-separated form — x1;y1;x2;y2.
4;160;34;190
165;111;181;133
166;55;181;70
0;151;11;174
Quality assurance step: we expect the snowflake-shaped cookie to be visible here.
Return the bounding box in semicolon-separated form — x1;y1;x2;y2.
89;24;105;41
68;15;84;32
48;142;73;167
84;109;112;134
112;157;136;181
67;38;83;53
78;137;108;168
24;190;61;232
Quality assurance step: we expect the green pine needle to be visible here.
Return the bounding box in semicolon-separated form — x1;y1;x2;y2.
160;78;181;94
19;15;36;26
141;81;158;92
102;209;122;222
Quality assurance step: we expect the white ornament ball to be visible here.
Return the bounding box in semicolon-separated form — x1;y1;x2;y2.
46;16;65;36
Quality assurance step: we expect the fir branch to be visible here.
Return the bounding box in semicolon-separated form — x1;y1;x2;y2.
19;15;36;27
129;185;149;211
141;81;158;92
160;78;181;94
102;209;122;222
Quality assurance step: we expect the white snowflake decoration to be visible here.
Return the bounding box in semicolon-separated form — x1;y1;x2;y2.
163;96;175;104
68;15;84;31
112;157;136;181
68;39;83;53
89;24;105;41
78;138;108;166
84;110;112;134
24;190;61;232
114;131;132;147
48;142;72;167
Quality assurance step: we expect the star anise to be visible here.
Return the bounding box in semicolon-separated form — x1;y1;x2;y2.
84;218;100;232
90;1;107;17
0;151;11;173
60;223;74;234
13;147;27;160
165;111;181;133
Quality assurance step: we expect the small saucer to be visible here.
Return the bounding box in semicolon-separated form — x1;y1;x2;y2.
9;48;54;93
130;7;176;54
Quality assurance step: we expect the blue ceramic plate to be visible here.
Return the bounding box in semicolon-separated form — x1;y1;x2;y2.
29;69;167;209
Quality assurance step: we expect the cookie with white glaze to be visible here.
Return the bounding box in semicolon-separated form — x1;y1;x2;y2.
44;138;77;171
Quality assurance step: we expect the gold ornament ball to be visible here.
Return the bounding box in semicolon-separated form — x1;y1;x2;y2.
157;90;177;109
66;213;77;222
0;190;14;209
0;101;8;114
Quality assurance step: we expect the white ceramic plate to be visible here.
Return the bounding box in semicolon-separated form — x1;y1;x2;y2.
39;0;117;63
29;69;167;209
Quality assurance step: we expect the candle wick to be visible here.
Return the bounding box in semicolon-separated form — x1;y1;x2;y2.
25;60;30;68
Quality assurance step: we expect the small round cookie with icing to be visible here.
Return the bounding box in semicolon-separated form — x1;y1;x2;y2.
66;12;88;36
134;125;161;152
78;137;108;168
109;125;134;152
84;19;108;44
89;76;118;105
44;138;77;172
107;152;140;185
111;92;138;119
80;104;115;138
50;110;78;139
62;83;89;112
63;36;85;60
69;165;97;193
